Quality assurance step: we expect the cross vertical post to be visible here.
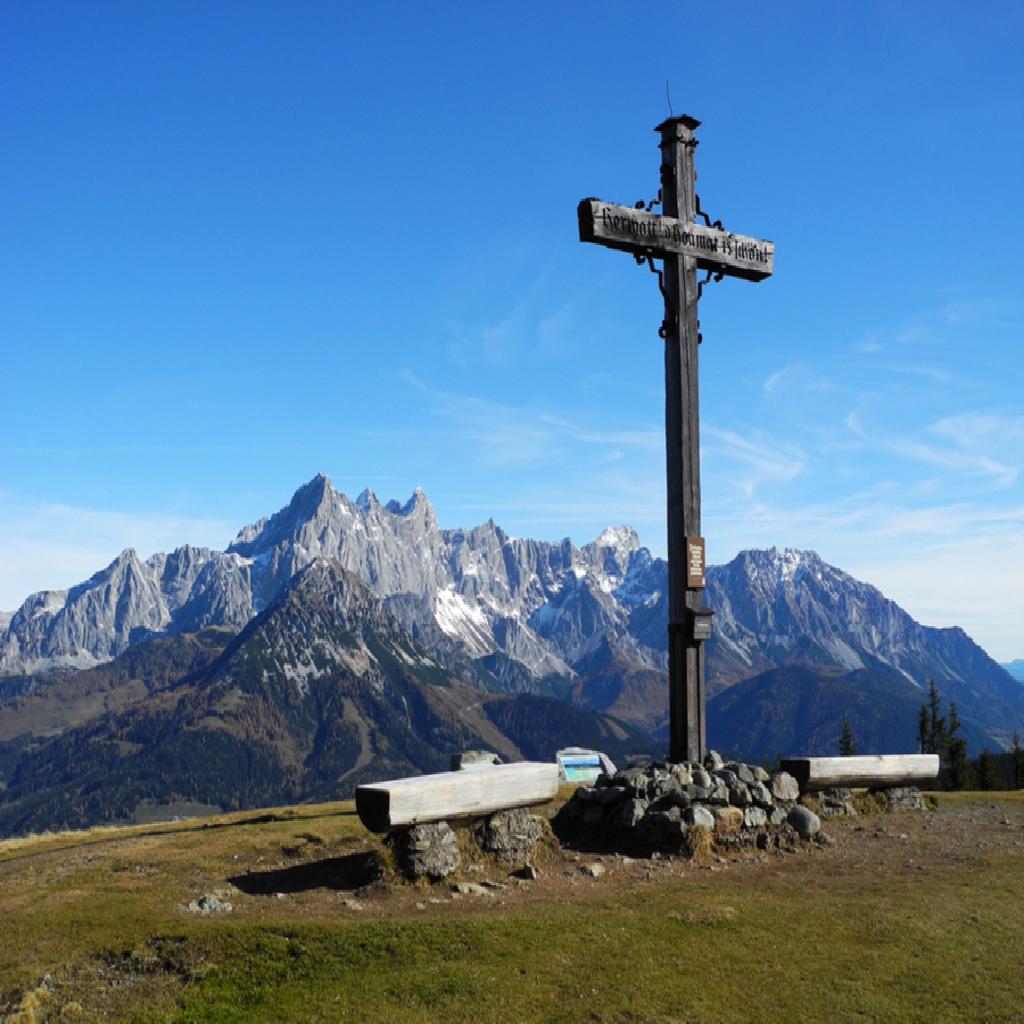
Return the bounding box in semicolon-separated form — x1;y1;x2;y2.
576;114;774;767
658;115;705;764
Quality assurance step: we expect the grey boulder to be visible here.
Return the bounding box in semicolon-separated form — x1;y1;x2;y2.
770;771;800;803
451;750;502;770
392;821;461;880
744;806;768;828
476;807;545;863
185;893;233;914
685;805;715;829
787;805;821;840
615;797;649;829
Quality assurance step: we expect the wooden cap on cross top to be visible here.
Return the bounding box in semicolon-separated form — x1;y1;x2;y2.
654;115;701;135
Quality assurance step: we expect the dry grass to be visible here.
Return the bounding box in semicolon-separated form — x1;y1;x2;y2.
688;822;714;863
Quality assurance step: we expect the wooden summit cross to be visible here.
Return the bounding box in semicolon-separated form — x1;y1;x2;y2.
578;115;775;764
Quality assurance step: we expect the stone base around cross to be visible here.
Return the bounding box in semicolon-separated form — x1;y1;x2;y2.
380;753;930;883
552;752;929;858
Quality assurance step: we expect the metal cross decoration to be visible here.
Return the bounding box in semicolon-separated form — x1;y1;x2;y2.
578;115;775;763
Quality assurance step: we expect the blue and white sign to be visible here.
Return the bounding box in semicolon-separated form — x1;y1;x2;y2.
556;747;617;784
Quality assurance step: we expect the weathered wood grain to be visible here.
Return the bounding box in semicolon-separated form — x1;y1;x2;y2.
577;199;774;281
780;754;940;791
659;115;706;765
355;762;560;833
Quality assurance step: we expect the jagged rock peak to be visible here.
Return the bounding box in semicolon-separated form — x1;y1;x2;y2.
268;558;388;631
231;516;268;548
727;547;829;582
292;471;336;509
111;547;143;568
228;474;341;555
385;487;434;520
590;525;641;553
69;548;144;595
287;557;366;600
355;487;379;511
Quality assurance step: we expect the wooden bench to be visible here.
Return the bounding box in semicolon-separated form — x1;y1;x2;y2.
780;754;939;792
356;761;560;833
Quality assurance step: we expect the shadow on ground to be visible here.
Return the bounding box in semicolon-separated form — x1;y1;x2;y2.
229;851;383;895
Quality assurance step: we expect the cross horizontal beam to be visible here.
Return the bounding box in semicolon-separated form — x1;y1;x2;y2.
578;199;774;282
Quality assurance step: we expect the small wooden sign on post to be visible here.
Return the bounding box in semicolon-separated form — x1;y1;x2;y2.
578;116;775;763
686;536;706;589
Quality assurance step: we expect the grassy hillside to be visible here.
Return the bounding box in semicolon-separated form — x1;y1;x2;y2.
0;571;655;839
0;629;233;743
2;790;1022;1022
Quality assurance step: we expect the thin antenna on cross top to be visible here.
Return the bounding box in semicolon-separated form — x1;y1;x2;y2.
665;80;674;117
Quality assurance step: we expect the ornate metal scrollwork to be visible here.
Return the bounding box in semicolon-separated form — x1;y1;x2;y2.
695;193;722;230
634;189;663;213
630;251;671;335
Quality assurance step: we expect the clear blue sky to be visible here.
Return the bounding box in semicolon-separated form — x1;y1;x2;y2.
2;2;1022;659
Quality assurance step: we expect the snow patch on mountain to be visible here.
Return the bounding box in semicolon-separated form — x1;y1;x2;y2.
434;584;494;657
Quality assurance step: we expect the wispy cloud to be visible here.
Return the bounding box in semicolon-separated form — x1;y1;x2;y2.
852;335;882;354
440;265;576;369
576;428;662;449
894;324;933;346
400;373;663;467
843;402;1021;488
931;409;1024;449
940;298;1018;327
883;364;955;384
445;467;668;540
704;425;805;497
0;496;236;611
887;438;1017;487
400;372;560;466
851;295;1017;360
763;363;800;395
762;363;838;398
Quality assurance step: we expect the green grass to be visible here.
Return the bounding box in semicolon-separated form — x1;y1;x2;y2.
176;852;1023;1023
3;793;1023;1022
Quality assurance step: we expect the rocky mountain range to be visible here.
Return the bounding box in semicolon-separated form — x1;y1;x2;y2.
0;560;646;837
2;473;1022;753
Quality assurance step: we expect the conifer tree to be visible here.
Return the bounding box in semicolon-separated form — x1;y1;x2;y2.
948;701;961;737
925;679;945;755
1012;733;1024;790
977;748;997;791
919;683;974;789
839;718;857;756
946;735;973;791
